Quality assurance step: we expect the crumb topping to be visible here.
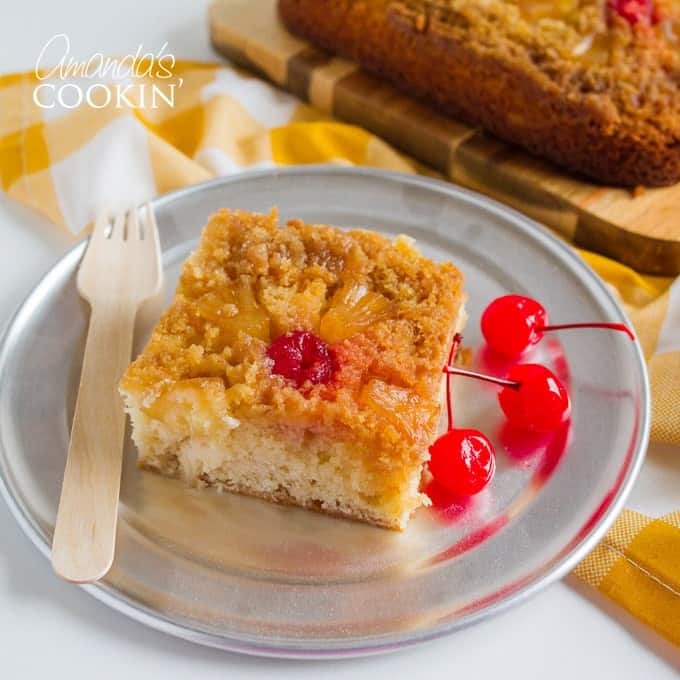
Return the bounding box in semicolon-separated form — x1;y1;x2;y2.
120;209;464;461
396;0;680;141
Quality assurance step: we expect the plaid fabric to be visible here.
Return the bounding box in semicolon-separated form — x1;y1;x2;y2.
574;510;680;645
1;60;678;645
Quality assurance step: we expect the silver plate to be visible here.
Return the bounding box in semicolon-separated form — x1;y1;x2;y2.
0;166;649;657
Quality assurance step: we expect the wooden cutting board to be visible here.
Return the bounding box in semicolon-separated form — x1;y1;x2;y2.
209;0;680;275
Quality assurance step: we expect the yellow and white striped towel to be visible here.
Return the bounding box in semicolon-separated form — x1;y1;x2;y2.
1;60;679;646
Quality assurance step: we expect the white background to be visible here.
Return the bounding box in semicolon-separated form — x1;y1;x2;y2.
0;1;679;677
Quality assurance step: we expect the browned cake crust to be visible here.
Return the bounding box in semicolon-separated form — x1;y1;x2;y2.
278;0;680;187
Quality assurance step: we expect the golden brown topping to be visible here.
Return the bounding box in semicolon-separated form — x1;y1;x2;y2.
120;209;464;460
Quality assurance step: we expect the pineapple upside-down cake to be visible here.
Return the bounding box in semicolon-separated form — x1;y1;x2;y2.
119;209;465;529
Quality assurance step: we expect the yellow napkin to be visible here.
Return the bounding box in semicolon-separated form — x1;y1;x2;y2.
1;61;679;644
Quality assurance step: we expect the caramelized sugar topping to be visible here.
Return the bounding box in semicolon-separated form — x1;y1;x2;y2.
121;209;464;459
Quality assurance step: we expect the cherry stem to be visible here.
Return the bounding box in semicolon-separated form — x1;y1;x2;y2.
444;365;521;391
537;322;635;341
445;334;462;430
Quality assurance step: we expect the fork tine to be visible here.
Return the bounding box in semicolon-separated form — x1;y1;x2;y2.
91;211;111;242
126;208;141;241
144;203;160;248
110;212;126;240
140;202;163;291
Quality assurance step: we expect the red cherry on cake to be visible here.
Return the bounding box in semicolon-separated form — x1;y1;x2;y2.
429;429;495;496
609;0;659;25
481;294;634;359
444;363;571;433
267;330;336;387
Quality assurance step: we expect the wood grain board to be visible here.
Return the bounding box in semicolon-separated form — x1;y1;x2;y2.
209;0;680;275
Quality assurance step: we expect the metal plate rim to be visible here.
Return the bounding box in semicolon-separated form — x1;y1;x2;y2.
0;165;650;658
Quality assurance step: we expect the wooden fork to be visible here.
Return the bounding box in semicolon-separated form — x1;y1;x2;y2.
52;205;163;583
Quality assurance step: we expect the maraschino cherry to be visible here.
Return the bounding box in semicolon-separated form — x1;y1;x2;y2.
444;363;571;433
267;330;336;387
429;429;495;496
481;294;635;359
498;364;570;432
609;0;659;25
427;334;496;496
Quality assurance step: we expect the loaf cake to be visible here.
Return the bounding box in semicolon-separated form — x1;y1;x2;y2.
119;209;465;529
278;0;680;187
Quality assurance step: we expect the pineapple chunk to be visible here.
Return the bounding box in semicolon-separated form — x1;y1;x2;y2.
359;378;424;442
194;279;270;351
320;282;393;343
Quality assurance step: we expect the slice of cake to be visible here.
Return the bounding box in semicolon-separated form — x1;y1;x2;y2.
119;209;465;529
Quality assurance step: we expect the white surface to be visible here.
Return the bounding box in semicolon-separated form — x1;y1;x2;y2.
0;1;679;677
52;114;158;233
